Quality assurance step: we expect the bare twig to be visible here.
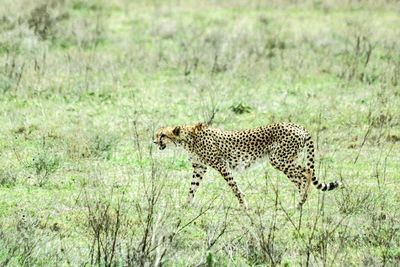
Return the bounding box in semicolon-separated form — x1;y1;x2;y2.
353;122;373;164
204;104;219;126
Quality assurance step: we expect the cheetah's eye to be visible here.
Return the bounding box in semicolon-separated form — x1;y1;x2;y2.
160;134;166;139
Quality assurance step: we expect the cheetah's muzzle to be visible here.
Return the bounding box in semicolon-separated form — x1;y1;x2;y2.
153;140;166;150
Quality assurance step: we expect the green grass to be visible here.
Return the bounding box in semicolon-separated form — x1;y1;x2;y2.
1;0;400;266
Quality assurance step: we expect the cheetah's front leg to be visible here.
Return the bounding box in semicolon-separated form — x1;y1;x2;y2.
187;162;207;205
217;166;247;209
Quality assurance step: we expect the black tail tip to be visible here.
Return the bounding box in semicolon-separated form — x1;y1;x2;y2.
327;181;343;191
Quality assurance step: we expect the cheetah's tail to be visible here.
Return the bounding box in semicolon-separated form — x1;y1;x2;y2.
305;135;342;191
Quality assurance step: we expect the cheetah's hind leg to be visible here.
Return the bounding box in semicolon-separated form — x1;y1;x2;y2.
297;167;313;209
269;155;310;209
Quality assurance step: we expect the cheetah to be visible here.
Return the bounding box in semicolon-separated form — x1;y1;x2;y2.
153;122;341;208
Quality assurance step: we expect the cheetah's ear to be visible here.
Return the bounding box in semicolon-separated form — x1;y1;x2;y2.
172;126;181;136
194;123;207;132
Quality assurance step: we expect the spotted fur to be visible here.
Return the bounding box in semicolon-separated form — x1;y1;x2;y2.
154;122;341;208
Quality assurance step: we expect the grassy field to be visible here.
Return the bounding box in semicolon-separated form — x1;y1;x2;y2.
1;0;400;266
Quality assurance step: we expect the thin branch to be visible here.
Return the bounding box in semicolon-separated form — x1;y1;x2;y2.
353;122;373;164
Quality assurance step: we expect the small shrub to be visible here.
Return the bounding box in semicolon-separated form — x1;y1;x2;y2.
89;133;118;160
28;4;54;41
0;169;17;187
0;54;26;92
29;148;60;187
340;34;374;83
0;210;54;266
64;131;117;160
336;188;373;215
230;103;252;114
84;190;126;266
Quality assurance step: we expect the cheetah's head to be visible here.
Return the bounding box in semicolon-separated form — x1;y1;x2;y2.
154;123;207;150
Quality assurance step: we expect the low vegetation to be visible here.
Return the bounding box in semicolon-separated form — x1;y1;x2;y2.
1;0;399;265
